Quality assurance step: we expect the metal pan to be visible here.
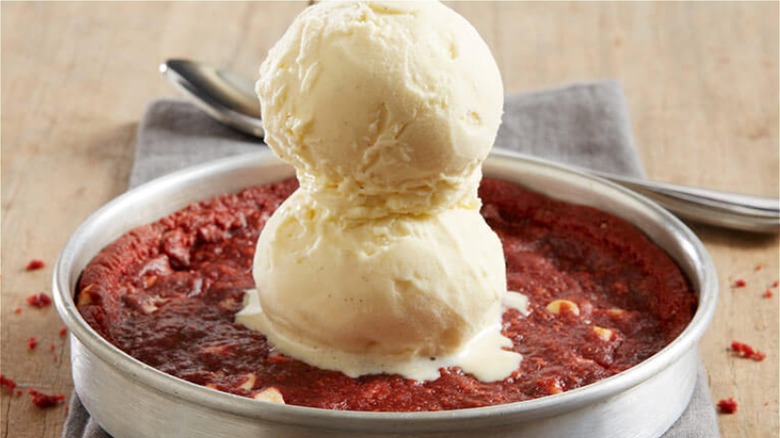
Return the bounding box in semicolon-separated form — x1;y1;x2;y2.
53;149;717;438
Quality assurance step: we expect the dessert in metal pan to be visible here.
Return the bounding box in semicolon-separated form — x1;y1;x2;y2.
54;2;717;437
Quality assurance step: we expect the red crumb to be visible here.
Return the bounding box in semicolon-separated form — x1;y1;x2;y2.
764;290;774;299
25;259;46;271
717;397;738;414
733;279;747;288
59;327;67;336
49;343;56;351
0;374;18;392
730;341;766;361
15;390;23;397
27;337;39;350
26;293;52;308
13;307;22;314
754;264;763;271
773;280;779;288
27;389;66;408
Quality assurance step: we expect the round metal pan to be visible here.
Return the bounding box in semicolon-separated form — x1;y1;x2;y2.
53;149;717;438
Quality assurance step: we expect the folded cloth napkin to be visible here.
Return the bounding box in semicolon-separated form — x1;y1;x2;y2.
63;81;719;438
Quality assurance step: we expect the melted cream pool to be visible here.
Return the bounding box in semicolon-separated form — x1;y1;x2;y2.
238;289;530;382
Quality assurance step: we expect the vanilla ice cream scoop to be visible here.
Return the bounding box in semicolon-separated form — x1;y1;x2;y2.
238;190;519;381
256;0;503;213
240;0;522;382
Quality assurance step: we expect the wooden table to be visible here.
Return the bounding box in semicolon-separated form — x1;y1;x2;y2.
2;2;777;437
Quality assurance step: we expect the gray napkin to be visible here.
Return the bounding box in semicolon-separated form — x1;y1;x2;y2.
64;81;718;438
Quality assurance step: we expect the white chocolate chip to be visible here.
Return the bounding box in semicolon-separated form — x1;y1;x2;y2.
77;285;94;306
239;373;257;391
545;299;580;316
592;326;615;341
253;387;285;404
140;295;168;314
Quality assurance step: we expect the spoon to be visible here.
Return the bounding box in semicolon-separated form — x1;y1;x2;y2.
160;59;780;233
160;59;264;137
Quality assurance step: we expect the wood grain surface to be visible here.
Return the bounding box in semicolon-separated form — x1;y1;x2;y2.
2;2;777;437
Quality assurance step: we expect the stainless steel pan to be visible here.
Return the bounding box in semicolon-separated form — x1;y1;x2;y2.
53;150;717;438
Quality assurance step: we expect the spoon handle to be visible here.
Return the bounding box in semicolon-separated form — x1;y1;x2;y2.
159;59;780;233
590;170;780;233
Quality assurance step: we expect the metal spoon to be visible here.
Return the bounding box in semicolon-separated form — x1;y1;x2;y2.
160;59;780;233
160;59;264;137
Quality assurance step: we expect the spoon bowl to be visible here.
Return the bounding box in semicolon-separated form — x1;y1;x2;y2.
160;59;265;137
